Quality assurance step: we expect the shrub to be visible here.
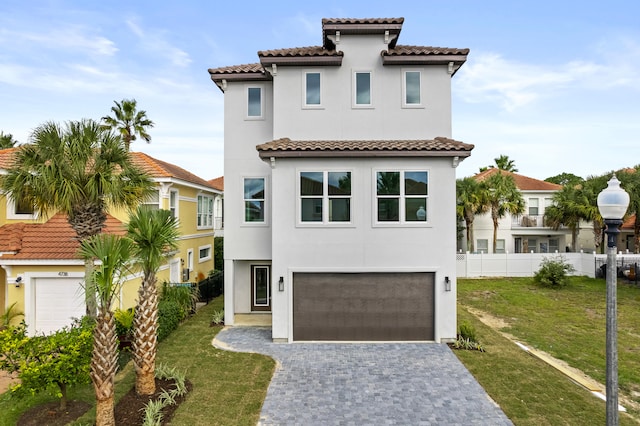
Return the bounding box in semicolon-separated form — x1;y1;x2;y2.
211;309;224;325
459;321;477;342
157;300;182;341
534;256;575;287
0;302;24;330
114;307;135;339
161;282;198;318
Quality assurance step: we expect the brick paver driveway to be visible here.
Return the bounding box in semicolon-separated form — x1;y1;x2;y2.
214;327;512;425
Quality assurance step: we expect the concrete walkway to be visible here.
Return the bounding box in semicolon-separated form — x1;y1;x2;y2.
214;327;512;425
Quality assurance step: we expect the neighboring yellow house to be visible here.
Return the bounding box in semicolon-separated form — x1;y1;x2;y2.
0;148;221;335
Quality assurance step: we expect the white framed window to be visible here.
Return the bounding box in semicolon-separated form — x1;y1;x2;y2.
375;170;428;224
549;238;560;253
403;70;422;107
243;177;266;224
187;248;194;271
246;85;264;119
6;196;37;220
142;190;161;210
169;189;178;218
526;238;538;253
496;239;506;254
198;244;212;262
303;71;322;107
299;171;351;224
476;239;489;254
353;71;372;107
528;198;539;216
197;194;214;228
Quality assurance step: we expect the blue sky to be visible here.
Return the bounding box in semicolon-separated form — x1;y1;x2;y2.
1;0;638;181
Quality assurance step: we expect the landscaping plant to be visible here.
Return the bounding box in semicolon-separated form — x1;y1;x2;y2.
534;255;576;287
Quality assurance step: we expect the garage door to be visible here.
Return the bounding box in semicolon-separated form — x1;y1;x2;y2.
33;277;85;335
293;272;434;341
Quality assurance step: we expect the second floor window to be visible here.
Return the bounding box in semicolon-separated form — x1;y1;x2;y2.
528;198;539;216
354;71;371;106
247;86;263;118
404;71;421;106
244;178;265;223
300;171;351;223
376;171;428;223
169;190;178;218
305;72;321;106
197;195;213;228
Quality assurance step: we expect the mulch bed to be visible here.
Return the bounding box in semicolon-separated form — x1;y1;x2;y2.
17;377;192;426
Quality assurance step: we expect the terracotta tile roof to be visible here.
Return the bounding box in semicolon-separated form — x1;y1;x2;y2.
256;137;473;158
258;46;341;58
0;148;18;169
322;17;405;25
129;152;217;189
207;62;265;75
208;176;224;191
622;215;635;230
385;45;470;56
0;213;125;260
473;168;562;191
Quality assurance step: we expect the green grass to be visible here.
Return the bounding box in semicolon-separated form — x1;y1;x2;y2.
456;276;640;425
0;297;275;426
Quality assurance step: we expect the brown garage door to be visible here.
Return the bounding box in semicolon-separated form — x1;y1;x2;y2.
293;272;434;341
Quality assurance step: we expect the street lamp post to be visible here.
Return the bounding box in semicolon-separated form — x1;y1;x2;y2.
597;175;630;426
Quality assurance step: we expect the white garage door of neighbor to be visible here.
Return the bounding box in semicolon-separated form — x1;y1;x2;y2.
33;277;85;335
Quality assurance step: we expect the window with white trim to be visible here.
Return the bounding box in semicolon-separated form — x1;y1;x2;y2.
169;190;178;218
403;70;421;106
496;239;506;254
244;178;265;223
6;196;37;220
528;198;539;216
354;71;372;106
187;249;194;271
299;171;351;223
305;72;321;106
198;244;212;262
477;239;488;254
142;190;160;210
376;171;428;223
246;86;263;118
197;194;213;228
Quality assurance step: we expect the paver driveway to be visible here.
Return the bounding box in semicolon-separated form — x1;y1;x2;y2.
214;327;512;425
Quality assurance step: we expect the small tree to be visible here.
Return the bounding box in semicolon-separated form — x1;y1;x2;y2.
0;319;93;410
534;256;576;287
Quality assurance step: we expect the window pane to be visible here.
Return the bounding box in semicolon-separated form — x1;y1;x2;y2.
405;171;428;195
355;72;371;105
245;201;264;222
301;198;322;222
329;198;350;222
254;268;269;305
15;197;34;215
328;172;350;195
244;178;264;199
300;172;323;196
405;71;420;104
377;172;400;195
378;198;399;221
306;73;321;105
406;198;427;222
248;87;261;116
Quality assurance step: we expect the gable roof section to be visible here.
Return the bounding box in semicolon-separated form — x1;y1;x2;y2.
0;213;125;260
322;18;404;49
473;168;562;191
256;137;473;159
258;46;343;67
0;147;18;169
208;176;224;191
129;152;217;190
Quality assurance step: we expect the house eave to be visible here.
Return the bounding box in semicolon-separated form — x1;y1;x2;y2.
258;150;472;159
259;56;343;67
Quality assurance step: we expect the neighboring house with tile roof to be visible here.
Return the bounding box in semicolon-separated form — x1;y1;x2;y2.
208;176;224;237
208;17;472;343
0;148;221;335
462;168;572;254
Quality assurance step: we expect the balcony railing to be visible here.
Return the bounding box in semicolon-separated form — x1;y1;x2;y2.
511;214;548;228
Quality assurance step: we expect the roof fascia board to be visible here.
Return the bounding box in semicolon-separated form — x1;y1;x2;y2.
258;150;472;159
258;56;343;66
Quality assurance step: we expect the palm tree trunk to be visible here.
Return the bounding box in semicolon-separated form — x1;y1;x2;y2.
84;258;97;317
492;214;499;254
91;310;118;426
133;275;159;395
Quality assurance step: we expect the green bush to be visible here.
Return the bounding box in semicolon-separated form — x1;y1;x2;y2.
158;300;182;341
459;321;477;342
534;256;576;287
114;307;135;338
160;282;198;318
214;237;223;271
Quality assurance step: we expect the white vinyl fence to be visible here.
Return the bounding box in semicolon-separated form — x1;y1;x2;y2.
456;251;640;279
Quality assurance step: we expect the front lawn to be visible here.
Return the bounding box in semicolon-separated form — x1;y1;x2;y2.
455;276;640;424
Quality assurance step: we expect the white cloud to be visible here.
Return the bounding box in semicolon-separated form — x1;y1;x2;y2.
0;27;117;56
125;18;192;67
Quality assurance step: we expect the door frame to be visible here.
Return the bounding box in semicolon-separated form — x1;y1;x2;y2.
251;265;271;311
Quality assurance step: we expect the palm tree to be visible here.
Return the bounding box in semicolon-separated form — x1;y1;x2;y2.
79;234;133;426
456;177;488;253
101;99;154;151
0;119;154;314
581;174;610;253
494;154;518;172
482;171;525;253
127;207;179;395
0;131;18;149
544;184;589;251
616;168;640;252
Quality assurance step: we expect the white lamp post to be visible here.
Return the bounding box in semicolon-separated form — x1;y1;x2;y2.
597;175;629;426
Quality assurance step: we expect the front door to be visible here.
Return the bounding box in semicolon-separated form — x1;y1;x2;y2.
251;265;271;311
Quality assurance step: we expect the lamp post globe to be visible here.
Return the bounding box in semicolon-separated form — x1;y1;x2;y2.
596;175;629;426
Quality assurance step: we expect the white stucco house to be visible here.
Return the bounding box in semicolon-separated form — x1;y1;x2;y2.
461;168;572;254
208;17;472;342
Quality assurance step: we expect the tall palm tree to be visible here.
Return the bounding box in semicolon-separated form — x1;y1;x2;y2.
456;177;488;253
79;234;133;426
127;207;179;395
482;171;525;253
544;184;589;251
616;168;640;252
494;154;518;172
582;174;611;253
0;119;154;314
0;131;18;149
101;99;154;151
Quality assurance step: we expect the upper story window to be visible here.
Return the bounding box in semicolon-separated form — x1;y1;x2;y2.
299;171;351;224
403;70;422;107
169;190;178;218
376;171;428;224
197;194;214;228
305;72;321;106
354;71;372;107
244;177;265;223
142;190;160;211
6;196;37;220
246;86;263;119
528;198;539;216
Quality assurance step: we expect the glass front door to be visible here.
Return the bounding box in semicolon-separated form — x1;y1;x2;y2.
251;265;271;311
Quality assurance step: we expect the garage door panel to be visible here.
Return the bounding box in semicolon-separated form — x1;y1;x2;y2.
34;278;85;335
293;272;434;341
